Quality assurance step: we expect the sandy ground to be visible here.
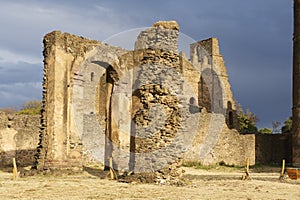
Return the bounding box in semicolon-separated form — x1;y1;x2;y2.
1;166;300;200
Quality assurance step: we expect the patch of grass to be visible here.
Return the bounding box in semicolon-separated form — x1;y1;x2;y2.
182;161;216;170
182;161;203;168
182;161;244;171
17;108;40;115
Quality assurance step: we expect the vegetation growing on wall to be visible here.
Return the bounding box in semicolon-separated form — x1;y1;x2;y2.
259;128;272;134
17;100;41;115
281;116;292;133
236;104;258;133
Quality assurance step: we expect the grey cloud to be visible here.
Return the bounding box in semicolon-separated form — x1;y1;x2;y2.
0;62;42;84
0;1;136;63
0;82;42;108
0;0;294;128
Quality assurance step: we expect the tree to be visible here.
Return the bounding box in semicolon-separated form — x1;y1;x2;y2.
272;121;281;133
236;103;258;133
18;100;41;115
281;116;292;133
259;127;272;134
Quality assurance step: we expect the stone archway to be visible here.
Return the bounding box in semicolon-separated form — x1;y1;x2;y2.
199;68;224;114
74;48;135;171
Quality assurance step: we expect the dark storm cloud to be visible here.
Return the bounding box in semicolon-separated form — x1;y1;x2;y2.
0;61;43;108
0;82;42;108
0;62;42;84
0;0;293;128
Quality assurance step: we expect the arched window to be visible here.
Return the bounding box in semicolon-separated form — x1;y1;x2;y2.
228;111;234;128
91;72;94;82
189;97;196;105
227;101;232;110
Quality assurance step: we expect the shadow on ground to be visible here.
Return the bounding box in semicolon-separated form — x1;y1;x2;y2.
83;166;109;179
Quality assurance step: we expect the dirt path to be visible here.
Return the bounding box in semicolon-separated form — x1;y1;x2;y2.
0;166;300;199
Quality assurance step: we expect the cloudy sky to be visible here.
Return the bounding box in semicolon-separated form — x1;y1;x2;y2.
0;0;293;129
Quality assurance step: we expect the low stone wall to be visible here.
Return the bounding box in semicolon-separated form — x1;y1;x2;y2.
255;133;292;165
183;111;255;166
0;111;40;167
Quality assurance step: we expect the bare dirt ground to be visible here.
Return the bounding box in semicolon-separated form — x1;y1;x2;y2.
1;165;300;200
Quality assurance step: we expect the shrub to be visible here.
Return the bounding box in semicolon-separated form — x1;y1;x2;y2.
17;100;41;115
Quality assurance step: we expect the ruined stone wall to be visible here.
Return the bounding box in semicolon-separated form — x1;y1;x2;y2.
190;38;241;130
183;110;255;166
36;21;255;173
183;37;253;165
190;38;236;113
292;0;300;167
36;30;132;171
36;31;103;170
130;23;188;172
256;133;292;164
0;112;40;167
135;20;179;52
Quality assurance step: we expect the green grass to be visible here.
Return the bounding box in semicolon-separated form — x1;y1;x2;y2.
17;108;40;115
183;161;243;171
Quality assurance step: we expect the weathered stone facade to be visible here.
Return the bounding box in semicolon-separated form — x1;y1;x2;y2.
256;133;292;164
293;0;300;166
34;21;255;174
0;111;40;167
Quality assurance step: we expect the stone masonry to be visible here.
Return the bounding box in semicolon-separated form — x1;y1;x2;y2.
34;21;255;176
293;0;300;166
0;111;40;167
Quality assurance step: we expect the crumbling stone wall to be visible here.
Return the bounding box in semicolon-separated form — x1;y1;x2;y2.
35;20;255;175
0;111;40;167
36;32;102;170
256;133;292;164
36;31;131;170
129;23;193;173
183;110;255;166
184;38;252;165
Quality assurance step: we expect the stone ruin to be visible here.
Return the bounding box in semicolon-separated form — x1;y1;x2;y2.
0;112;39;167
30;21;255;183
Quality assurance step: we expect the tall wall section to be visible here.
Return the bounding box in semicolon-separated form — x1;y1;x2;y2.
36;31;133;171
293;0;300;166
129;21;194;172
256;133;292;164
183;38;254;165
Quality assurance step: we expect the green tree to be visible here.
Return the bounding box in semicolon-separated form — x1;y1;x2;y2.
236;103;258;133
18;100;41;115
259;127;272;134
281;116;292;133
272;121;281;133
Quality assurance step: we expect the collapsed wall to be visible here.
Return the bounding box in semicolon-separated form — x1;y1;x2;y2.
34;20;255;176
0;111;40;167
129;21;193;174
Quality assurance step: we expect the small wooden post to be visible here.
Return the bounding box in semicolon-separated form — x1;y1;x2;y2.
109;157;114;179
12;158;18;180
242;158;251;180
246;158;250;173
279;159;286;180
